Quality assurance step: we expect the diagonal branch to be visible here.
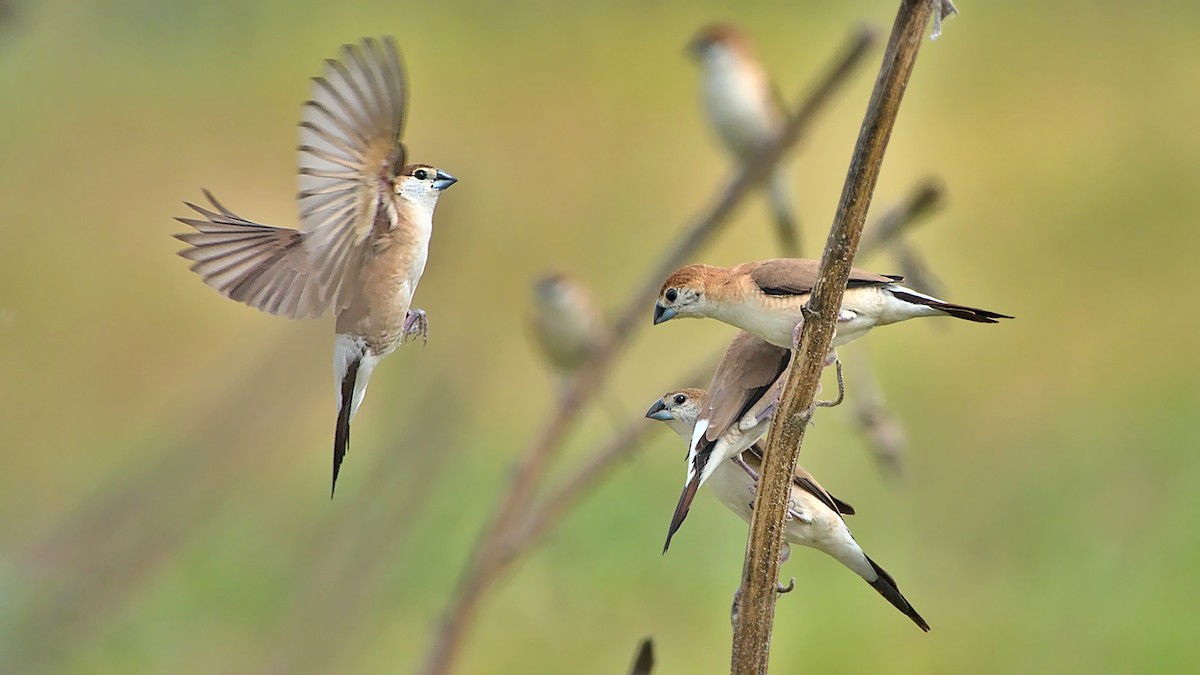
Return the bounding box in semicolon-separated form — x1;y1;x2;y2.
731;1;936;672
417;26;880;675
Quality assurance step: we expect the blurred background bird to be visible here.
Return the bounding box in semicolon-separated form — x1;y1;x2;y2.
529;272;614;402
689;22;801;255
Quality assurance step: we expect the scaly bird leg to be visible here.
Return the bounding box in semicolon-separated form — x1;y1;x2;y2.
815;358;844;408
402;308;429;346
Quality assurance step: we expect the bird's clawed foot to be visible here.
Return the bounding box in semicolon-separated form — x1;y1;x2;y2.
733;455;761;482
776;577;796;594
815;358;844;408
402;308;429;346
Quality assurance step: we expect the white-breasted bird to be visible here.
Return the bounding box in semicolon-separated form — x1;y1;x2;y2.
529;272;611;385
174;37;457;496
660;331;792;552
653;258;1011;349
646;387;930;632
689;23;800;255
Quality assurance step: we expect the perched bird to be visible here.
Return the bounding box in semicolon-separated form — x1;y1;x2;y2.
661;331;792;552
653;258;1011;349
646;388;930;632
689;23;800;255
529;273;611;384
174;37;457;496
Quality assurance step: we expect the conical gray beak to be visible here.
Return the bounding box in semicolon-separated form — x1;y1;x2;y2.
645;399;672;421
433;169;457;190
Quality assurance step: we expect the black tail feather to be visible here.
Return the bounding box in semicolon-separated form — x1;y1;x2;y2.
890;289;1013;324
331;358;360;498
865;554;930;632
663;474;701;554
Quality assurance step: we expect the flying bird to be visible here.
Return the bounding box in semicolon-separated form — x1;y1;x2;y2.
689;23;800;255
174;37;457;496
654;258;1011;349
646;387;930;632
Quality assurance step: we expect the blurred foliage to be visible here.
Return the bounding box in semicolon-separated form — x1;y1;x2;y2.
2;0;1199;673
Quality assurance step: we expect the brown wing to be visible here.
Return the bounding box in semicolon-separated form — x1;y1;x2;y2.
702;332;790;443
297;36;408;312
175;190;326;319
748;258;899;297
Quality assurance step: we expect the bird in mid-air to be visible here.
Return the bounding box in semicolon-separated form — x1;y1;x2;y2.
646;387;930;632
654;258;1011;349
174;36;457;496
689;23;801;255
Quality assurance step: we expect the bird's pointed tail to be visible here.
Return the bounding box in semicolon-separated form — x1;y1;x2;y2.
888;287;1013;324
864;554;930;632
331;357;361;498
663;472;702;554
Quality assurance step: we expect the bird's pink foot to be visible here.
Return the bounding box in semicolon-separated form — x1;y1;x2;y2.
402;308;429;346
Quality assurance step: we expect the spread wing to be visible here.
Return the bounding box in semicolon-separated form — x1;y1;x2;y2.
174;190;325;319
298;36;408;312
702;331;790;444
748;258;899;297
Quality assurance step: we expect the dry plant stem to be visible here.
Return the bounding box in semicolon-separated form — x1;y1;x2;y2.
418;28;879;675
731;2;935;672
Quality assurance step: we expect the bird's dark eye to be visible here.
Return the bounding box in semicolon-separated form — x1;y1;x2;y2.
414;169;429;180
673;394;686;405
665;289;678;303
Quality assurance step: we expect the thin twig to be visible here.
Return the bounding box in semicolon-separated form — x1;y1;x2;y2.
418;27;880;675
731;2;935;672
858;177;942;253
849;179;946;475
846;345;908;478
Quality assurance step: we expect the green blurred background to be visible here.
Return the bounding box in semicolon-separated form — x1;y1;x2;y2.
2;0;1199;672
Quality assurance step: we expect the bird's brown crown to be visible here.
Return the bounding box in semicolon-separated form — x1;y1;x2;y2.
689;23;750;56
659;264;713;297
664;388;706;407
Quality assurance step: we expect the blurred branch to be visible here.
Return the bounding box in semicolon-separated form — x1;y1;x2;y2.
848;179;946;476
891;238;945;296
418;26;881;675
628;638;655;675
732;1;935;672
858;177;942;252
846;345;908;478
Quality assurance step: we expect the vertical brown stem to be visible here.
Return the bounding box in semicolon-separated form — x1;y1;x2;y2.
729;2;935;672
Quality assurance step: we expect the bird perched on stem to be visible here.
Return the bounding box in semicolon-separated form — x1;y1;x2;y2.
654;258;1011;349
689;23;801;255
529;273;611;387
646;387;930;632
174;37;457;496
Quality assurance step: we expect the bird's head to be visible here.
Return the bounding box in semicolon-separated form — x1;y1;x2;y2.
645;388;706;440
395;164;457;212
687;22;747;62
654;265;711;324
533;273;573;306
